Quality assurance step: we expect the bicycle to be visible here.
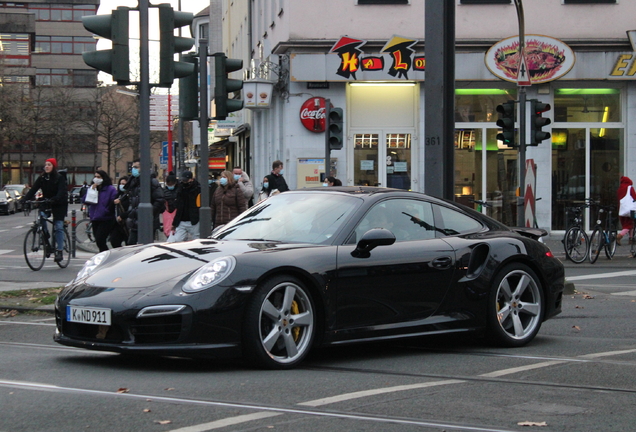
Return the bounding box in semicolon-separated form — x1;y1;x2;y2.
23;201;71;271
75;218;99;253
562;202;590;264
588;201;618;263
23;200;31;217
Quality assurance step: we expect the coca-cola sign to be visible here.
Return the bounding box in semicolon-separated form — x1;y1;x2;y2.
300;97;326;133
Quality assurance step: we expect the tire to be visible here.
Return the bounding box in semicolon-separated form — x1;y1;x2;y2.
242;275;316;369
56;229;71;268
563;227;588;264
75;219;99;253
605;230;617;260
589;227;602;264
486;263;544;347
24;228;45;271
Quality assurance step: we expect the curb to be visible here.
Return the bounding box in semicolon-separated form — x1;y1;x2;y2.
0;304;55;314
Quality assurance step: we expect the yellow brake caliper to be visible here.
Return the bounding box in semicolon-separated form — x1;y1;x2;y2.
291;300;300;341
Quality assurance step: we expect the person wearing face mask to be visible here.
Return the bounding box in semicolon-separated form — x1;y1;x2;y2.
265;160;289;194
123;159;165;245
232;166;254;207
211;170;247;229
323;176;342;187
257;176;271;203
24;158;68;262
162;173;179;239
110;177;130;248
168;170;201;242
81;170;117;252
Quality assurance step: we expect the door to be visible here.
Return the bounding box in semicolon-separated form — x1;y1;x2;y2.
353;131;413;189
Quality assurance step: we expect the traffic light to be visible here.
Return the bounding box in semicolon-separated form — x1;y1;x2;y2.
328;107;344;150
82;7;130;84
496;101;516;148
158;4;195;87
213;53;244;120
179;54;199;121
529;99;551;146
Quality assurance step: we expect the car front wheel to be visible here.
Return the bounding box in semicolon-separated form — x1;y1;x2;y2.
487;263;544;347
243;275;316;369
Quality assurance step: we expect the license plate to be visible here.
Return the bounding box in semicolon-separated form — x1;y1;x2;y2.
66;305;111;326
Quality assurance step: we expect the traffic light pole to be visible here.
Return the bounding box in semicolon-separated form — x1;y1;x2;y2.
514;0;526;227
138;0;153;245
198;39;211;239
324;99;331;180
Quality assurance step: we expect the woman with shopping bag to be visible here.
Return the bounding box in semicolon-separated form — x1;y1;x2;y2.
616;176;636;245
82;170;118;252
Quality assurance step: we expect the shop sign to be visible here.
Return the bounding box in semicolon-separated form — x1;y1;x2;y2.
208;157;226;170
300;97;326;133
485;35;575;84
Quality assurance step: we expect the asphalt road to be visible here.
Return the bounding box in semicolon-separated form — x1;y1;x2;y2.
1;209;635;431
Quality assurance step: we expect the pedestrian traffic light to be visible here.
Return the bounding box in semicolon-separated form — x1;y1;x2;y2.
529;99;551;146
496;101;516;148
328;107;344;150
213;53;244;120
158;4;195;87
82;6;130;84
179;53;199;121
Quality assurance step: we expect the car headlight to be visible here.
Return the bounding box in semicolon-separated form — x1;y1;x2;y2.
183;256;236;293
76;251;110;280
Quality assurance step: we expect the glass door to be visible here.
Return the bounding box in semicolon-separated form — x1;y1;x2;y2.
353;132;412;189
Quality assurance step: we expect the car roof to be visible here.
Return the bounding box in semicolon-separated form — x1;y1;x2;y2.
289;186;450;205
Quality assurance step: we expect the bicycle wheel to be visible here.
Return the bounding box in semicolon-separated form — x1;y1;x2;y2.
605;230;617;260
23;228;45;271
589;227;603;264
56;229;71;268
564;226;588;264
75;218;99;253
631;229;636;258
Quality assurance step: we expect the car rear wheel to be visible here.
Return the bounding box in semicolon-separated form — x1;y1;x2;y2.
243;275;316;369
487;263;544;347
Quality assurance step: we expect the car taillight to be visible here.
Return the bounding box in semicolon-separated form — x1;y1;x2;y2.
545;251;554;258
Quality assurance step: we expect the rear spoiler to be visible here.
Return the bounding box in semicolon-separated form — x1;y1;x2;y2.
511;227;548;241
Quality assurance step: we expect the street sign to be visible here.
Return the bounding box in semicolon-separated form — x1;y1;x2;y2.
517;52;532;86
160;141;168;165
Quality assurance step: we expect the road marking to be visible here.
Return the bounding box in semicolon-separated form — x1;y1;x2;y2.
478;361;566;378
611;290;636;296
567;270;636;281
0;250;11;255
167;412;283;432
0;321;56;327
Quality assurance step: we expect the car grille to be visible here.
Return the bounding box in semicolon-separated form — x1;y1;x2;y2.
57;307;192;345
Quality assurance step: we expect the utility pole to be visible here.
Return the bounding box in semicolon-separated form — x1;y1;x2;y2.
514;0;527;227
198;39;211;238
138;0;153;244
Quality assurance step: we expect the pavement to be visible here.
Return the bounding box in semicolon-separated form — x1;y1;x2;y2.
1;234;634;313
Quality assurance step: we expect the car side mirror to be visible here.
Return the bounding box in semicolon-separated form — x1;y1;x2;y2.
351;228;396;258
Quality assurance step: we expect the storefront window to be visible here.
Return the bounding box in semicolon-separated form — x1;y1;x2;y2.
553;89;621;123
354;133;379;186
455;89;516;122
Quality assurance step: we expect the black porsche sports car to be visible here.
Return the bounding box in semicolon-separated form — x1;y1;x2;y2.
54;187;565;369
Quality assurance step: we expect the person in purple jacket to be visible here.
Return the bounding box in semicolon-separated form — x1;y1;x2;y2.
82;169;118;252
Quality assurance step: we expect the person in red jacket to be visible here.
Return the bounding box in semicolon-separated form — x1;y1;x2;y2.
616;175;636;245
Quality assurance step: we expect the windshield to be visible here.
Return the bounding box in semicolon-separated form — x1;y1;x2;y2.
214;192;361;244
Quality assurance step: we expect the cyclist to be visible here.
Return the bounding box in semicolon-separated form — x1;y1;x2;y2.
24;158;68;262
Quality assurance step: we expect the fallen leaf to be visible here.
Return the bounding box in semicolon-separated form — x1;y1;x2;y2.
143;409;151;413
116;388;130;393
575;305;584;309
583;295;594;299
28;297;38;301
518;421;547;427
572;325;581;331
155;420;172;425
164;388;175;391
1;310;18;317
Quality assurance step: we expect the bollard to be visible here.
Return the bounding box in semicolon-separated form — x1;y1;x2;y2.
71;209;76;258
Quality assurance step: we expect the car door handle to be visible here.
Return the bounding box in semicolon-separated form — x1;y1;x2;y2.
431;256;452;270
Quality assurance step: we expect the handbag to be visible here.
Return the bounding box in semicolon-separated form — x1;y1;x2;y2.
619;185;636;216
85;187;99;205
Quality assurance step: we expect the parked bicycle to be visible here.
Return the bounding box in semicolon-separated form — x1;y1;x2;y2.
23;200;71;271
588;201;617;263
75;217;99;253
562;201;590;264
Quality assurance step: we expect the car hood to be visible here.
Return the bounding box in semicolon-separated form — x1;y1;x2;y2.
82;239;307;289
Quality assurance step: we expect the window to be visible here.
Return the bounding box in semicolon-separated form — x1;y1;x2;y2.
460;0;510;4
435;205;483;236
354;199;437;243
35;36;95;54
563;0;615;3
28;4;96;21
357;0;409;4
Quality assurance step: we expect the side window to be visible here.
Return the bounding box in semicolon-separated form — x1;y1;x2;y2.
435;205;484;236
353;199;436;242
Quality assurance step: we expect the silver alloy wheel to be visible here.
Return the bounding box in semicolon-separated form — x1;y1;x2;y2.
258;281;314;365
495;269;542;340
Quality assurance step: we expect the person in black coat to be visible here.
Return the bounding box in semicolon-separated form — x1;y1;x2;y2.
24;158;68;262
265;160;289;193
168;171;201;242
122;160;165;245
110;176;130;248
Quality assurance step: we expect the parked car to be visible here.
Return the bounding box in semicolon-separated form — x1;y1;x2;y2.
3;184;29;196
69;186;83;204
3;188;23;212
54;187;565;369
0;189;16;215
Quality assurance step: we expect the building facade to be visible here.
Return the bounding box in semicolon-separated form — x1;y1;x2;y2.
219;0;635;232
0;0;100;188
